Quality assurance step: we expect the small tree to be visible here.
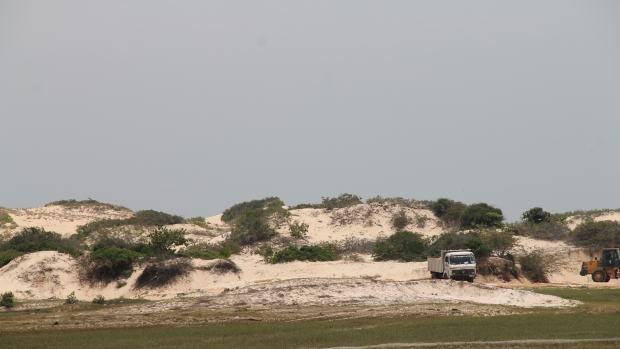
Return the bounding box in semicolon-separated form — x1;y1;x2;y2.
479;228;517;258
92;295;106;304
460;203;504;229
229;210;276;245
1;291;14;308
372;231;428;262
517;249;556;283
147;225;188;254
465;237;492;258
521;207;551;224
65;291;78;304
289;220;309;239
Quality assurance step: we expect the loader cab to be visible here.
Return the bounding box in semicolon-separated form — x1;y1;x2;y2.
602;249;620;268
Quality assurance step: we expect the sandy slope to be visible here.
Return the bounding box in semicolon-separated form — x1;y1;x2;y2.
0;251;578;308
566;212;620;230
4;205;133;237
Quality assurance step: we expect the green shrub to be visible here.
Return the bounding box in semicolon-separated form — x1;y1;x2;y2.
430;198;467;227
179;242;231;260
365;196;432;209
289;220;309;239
221;197;284;223
0;249;24;267
569;220;620;248
1;291;14;308
321;193;362;211
92;295;106;304
187;217;210;229
5;227;81;257
254;244;274;261
510;221;569;241
229;210;276;245
116;280;127;288
133;210;184;225
372;231;428;262
465;238;492;258
391;210;411;230
76;210;184;239
0;210;15;225
478;228;516;258
425;231;474;257
270;245;340;263
289;203;322;210
521;207;552;224
45;199;130;212
65;291;78;304
518;249;556;283
83;246;141;284
147;225;188;255
460;203;504;229
90;246;141;271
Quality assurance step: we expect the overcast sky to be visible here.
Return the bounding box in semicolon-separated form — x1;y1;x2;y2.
1;1;619;221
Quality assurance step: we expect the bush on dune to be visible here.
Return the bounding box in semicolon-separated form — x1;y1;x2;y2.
134;258;193;289
270;245;340;263
221;197;285;223
372;231;428;262
521;207;552;224
321;193;363;211
460;203;504;229
0;250;24;267
517;249;556;283
0;209;15;225
430;198;467;228
76;210;185;239
569;220;620;248
45;199;130;212
179;241;238;260
229;210;277;246
0;227;81;258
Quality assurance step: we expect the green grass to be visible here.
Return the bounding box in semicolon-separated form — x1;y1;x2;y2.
1;312;620;349
532;287;620;305
2;288;620;348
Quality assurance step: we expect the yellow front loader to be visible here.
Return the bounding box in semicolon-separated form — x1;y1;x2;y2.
580;248;620;282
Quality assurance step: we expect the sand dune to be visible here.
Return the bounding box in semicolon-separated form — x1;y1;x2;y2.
0;203;617;309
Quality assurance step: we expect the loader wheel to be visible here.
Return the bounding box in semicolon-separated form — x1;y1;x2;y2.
592;270;606;282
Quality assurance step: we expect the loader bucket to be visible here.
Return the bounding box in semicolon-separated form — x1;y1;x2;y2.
579;262;588;276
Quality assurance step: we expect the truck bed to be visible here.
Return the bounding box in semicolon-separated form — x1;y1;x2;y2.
427;257;443;273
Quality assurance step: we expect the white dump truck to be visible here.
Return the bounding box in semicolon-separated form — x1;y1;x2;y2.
427;249;476;282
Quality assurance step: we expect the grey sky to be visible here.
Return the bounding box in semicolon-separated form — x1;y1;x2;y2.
1;1;619;221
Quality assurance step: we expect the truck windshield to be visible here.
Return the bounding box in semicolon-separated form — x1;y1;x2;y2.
449;255;474;265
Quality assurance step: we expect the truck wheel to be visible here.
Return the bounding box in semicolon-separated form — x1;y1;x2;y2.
467;277;474;283
592;270;606;282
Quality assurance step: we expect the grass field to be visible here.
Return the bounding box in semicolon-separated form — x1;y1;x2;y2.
1;287;620;349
